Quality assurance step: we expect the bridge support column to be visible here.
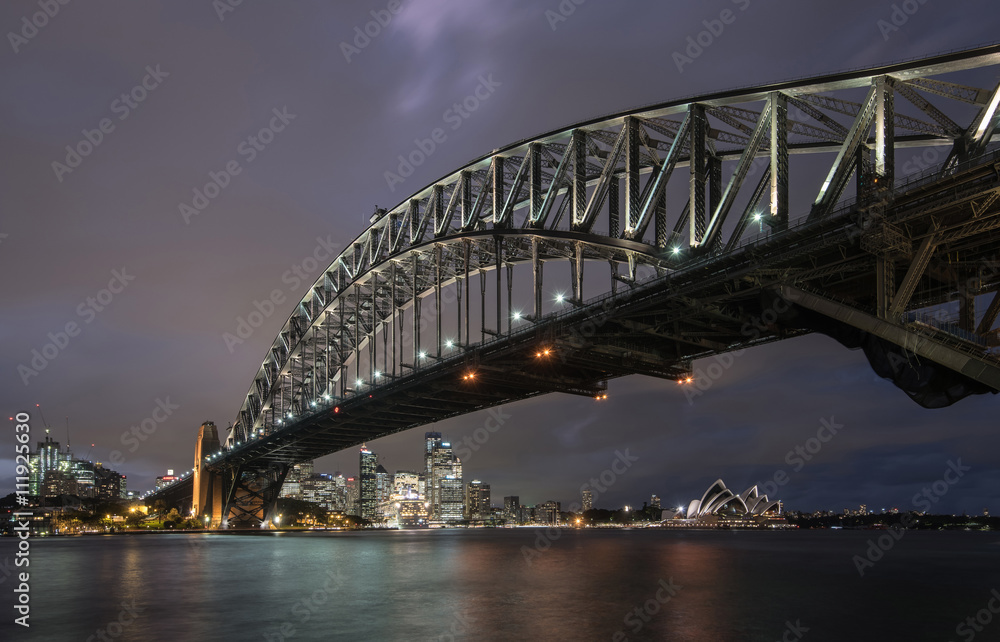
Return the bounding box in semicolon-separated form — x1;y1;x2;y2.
192;422;224;528
221;463;290;529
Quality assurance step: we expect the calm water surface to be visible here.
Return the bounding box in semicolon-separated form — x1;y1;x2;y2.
3;529;1000;641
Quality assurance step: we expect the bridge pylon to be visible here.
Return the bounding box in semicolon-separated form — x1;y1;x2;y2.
192;422;224;528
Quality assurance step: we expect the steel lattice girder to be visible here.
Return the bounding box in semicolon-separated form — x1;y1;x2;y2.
227;45;1000;450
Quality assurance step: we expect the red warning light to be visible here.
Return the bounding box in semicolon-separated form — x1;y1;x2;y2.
334;407;340;413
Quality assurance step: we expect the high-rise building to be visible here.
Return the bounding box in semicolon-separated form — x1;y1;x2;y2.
439;476;465;523
429;440;457;519
42;468;78;497
465;480;490;520
393;470;420;499
27;433;126;500
535;501;561;525
301;473;340;511
650;494;661;509
280;461;314;499
504;496;520;523
345;477;359;515
424;432;442;481
359;446;378;521
60;459;95;498
28;432;63;496
582;488;593;512
375;464;393;520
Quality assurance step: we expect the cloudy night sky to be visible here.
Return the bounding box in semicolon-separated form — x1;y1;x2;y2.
1;0;998;515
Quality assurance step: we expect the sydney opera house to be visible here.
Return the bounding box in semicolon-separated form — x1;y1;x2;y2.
663;479;786;528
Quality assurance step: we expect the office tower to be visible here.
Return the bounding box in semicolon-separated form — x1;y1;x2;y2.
301;473;339;511
28;431;63;496
375;464;392;519
439;476;464;523
465;480;490;520
61;459;95;498
504;496;520;523
582;488;593;512
650;494;661;509
535;501;561;525
345;477;359;515
359;446;378;521
280;461;314;499
424;431;442;482
429;439;455;519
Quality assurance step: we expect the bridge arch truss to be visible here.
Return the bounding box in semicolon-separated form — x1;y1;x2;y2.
227;45;1000;450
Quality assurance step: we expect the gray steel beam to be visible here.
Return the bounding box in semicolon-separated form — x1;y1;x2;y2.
689;104;707;246
780;285;1000;392
811;82;878;219
978;290;1000;335
888;234;937;320
770;92;789;227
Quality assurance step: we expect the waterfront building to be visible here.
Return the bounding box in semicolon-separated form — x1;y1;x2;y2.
345;476;359;515
280;461;314;499
424;431;442;483
669;479;787;528
504;496;520;524
301;473;341;511
465;480;490;520
428;437;463;521
28;432;64;496
535;501;561;525
93;463;125;499
582;488;593;512
439;476;464;523
360;446;378;521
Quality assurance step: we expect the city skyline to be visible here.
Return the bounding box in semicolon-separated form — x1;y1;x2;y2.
2;2;999;516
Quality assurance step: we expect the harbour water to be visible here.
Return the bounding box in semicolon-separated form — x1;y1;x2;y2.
4;528;1000;641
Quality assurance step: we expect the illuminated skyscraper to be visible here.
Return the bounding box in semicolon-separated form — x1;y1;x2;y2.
301;473;339;511
393;470;419;498
345;477;359;515
280;461;314;499
465;480;490;520
429;440;455;519
424;432;442;480
28;432;63;496
439;476;464;523
535;501;561;525
359;446;378;521
582;488;593;512
504;496;520;524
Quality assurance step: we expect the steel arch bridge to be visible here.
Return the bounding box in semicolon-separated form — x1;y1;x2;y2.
149;45;1000;528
